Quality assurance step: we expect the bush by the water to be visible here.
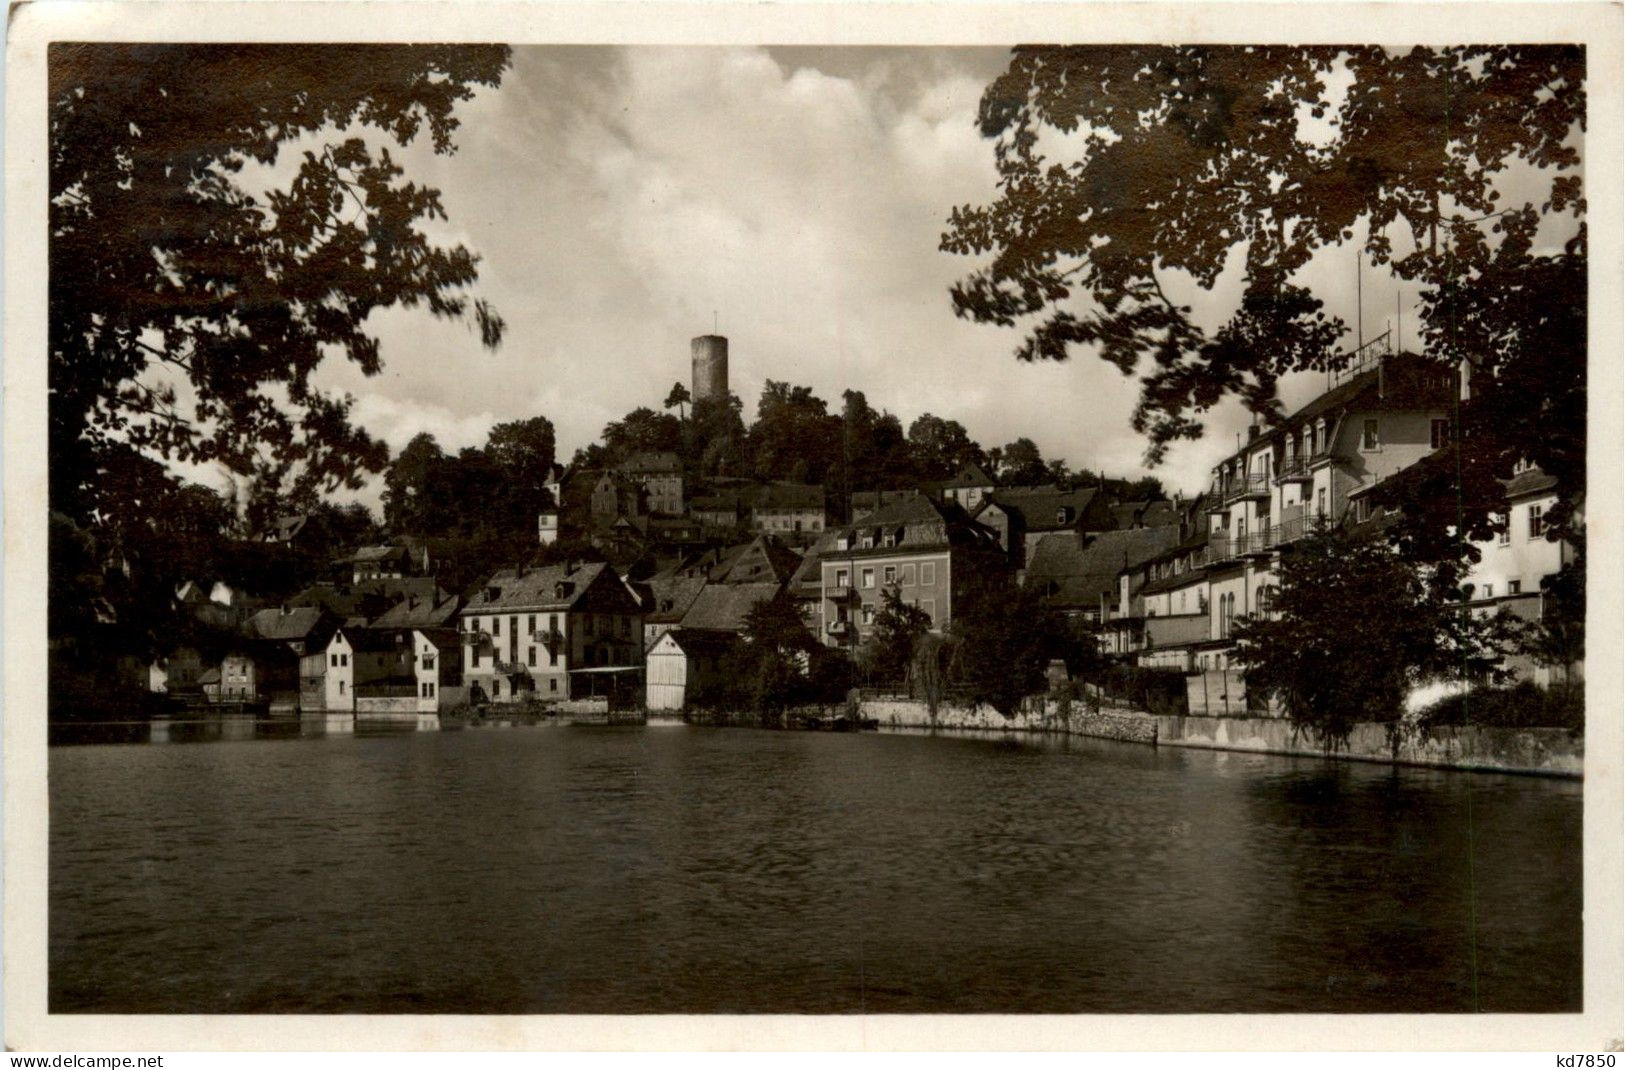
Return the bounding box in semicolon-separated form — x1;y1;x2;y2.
1078;664;1189;717
1417;681;1584;734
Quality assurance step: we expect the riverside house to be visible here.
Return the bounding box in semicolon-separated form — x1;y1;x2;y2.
1197;337;1455;671
459;562;644;704
819;496;1007;650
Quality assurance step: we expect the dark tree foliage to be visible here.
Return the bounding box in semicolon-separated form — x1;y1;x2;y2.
949;585;1076;716
724;596;825;714
944;45;1585;535
861;584;933;686
906;413;986;481
50;43;511;531
995;437;1048;486
1231;526;1517;745
748;381;843;485
663;381;692;420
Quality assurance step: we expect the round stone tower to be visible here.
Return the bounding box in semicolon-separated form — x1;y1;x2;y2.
691;334;729;403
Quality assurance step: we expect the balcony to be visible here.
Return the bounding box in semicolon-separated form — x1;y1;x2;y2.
1210;473;1271;506
1238;530;1274;557
1207;535;1242;566
493;658;531;676
1275;456;1311;482
1144;613;1212;650
826;620;852;637
825;584;857;602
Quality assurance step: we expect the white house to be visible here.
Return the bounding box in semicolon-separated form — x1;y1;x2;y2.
645;628;735;711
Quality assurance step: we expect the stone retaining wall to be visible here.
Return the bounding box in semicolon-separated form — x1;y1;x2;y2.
1156;714;1582;777
857;697;1581;777
861;698;1157;745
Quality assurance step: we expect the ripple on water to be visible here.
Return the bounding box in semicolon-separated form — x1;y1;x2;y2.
48;725;1582;1014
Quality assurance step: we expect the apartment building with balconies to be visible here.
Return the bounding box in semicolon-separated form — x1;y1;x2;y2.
459;561;643;704
818;496;1008;650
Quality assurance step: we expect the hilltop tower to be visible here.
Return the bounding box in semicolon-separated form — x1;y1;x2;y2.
691;334;729;403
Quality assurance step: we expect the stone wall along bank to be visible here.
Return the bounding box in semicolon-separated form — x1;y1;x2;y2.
1156;714;1582;778
861;698;1157;745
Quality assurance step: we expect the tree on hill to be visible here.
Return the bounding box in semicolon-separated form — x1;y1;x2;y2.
907;413;986;482
748;380;841;485
663;381;692;421
995;437;1048;486
944;45;1585;549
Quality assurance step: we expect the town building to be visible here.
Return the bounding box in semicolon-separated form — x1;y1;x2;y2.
974;485;1115;574
459;561;644;705
1195;340;1456;670
1025;525;1184;634
412;628;464;712
645;628;735;711
818;496;1008;649
346;544;413;582
619;451;686;516
935;463;996;511
323;627;415;712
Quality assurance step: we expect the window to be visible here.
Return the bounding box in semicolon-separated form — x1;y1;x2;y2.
1528;503;1546;539
920;562;936;586
1513;458;1535;475
428;682;436;697
902;563;917;585
528;647;537;667
861;605;875;625
861;568;875;589
492;617;501;636
421;682;429;698
338;680;345;695
1316;488;1327;518
1508;580;1522;595
330;653;338;667
1498;513;1511;546
550;679;558;692
919;598;935;623
1483;584;1494;599
1361;419;1380;451
528;615;536;635
550;645;558;667
492;679;501;698
1355;498;1371;523
549;614;559;635
834;568;849;588
340;653;348;667
1431;419;1451;450
883;565;897;585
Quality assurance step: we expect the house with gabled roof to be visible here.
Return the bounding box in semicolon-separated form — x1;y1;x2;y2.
458;561;643;705
818;496;1008;650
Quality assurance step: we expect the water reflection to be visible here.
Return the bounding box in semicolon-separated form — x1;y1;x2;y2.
49;725;1582;1014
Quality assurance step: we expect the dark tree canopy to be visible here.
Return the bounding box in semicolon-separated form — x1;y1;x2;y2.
50;43;512;532
1232;525;1516;743
944;45;1585;534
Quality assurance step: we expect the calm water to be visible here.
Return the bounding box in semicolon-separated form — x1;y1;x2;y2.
50;723;1582;1013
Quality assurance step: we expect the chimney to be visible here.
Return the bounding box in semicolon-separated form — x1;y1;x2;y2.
1247;423;1260;442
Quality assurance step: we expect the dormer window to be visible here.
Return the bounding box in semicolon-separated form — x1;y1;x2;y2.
1057;506;1075;525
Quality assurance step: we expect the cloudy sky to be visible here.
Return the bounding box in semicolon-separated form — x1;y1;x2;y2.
311;45;1442;505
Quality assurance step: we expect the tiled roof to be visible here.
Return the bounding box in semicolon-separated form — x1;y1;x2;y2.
710;536;803;584
368;593;462;631
349;544;409;564
679;582;784;632
1024;527;1183;609
641;571;710;623
662;627;739;655
989;486;1103;532
748;482;825;511
940;463;994;489
462;562;617;613
620;451;683;474
246;606;330;641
